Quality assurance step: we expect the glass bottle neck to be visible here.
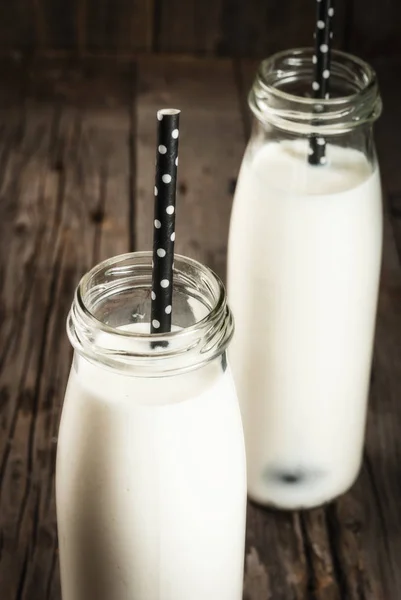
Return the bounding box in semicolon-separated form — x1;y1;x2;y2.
249;48;382;136
68;252;234;377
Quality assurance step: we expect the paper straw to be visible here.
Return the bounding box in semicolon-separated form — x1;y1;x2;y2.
309;0;335;166
150;108;180;334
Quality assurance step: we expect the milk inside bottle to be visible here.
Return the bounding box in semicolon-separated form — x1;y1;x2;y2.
56;252;246;600
227;49;383;509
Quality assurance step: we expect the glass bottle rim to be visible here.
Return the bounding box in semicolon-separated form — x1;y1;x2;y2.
67;251;234;376
249;47;382;135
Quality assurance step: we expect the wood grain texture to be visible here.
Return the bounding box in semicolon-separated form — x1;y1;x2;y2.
0;62;132;600
0;0;390;60
0;0;153;56
219;0;347;57
155;0;224;54
349;0;401;59
374;58;401;262
156;0;348;57
0;1;36;54
85;0;153;54
39;0;76;52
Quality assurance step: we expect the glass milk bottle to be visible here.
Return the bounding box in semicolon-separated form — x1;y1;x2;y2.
228;49;383;509
56;252;246;600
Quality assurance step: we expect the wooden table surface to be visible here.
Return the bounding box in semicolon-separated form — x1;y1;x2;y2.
0;56;400;600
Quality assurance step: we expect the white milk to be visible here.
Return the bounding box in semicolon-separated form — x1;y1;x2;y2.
56;324;246;600
228;139;382;509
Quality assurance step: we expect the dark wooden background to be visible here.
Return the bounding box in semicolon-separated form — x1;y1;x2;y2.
0;0;400;60
1;1;401;599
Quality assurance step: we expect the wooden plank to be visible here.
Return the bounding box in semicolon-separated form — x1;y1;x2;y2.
0;0;153;56
0;62;132;599
39;0;77;53
85;0;153;54
234;59;258;140
348;0;401;59
0;2;36;55
0;0;387;60
374;59;401;197
238;60;401;598
156;0;223;54
157;0;348;58
373;58;401;262
389;189;401;262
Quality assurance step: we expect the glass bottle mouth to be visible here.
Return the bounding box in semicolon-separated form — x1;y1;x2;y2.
249;48;382;135
68;252;234;376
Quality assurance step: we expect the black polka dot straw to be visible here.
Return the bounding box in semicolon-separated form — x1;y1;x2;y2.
308;0;335;166
151;108;180;334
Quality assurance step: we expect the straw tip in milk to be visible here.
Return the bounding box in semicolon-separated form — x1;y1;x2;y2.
157;108;181;120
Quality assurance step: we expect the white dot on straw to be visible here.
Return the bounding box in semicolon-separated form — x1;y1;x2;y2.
328;7;334;16
170;232;175;241
317;137;325;146
152;319;160;328
312;82;320;91
312;55;317;64
175;157;178;166
308;147;314;155
162;174;172;183
151;291;156;300
157;248;166;257
320;156;327;165
317;20;325;29
325;93;330;99
330;31;333;38
323;69;330;79
160;279;170;288
166;205;174;215
157;112;163;121
154;186;158;196
165;305;172;314
158;145;167;154
172;129;179;139
154;219;161;229
320;44;329;53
